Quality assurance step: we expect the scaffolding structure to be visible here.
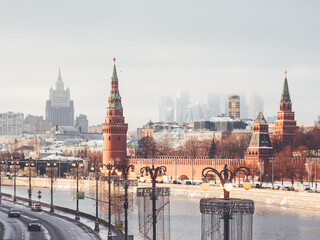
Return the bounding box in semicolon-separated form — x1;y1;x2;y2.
200;198;254;240
137;187;170;240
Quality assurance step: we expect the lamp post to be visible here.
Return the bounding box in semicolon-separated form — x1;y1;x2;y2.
47;160;57;213
25;158;35;206
269;158;276;189
70;159;84;220
0;159;6;204
116;159;135;240
258;158;264;187
236;159;241;187
140;164;167;240
102;162;116;240
313;158;319;193
90;158;108;232
191;158;194;184
11;156;20;203
201;164;252;240
174;158;178;182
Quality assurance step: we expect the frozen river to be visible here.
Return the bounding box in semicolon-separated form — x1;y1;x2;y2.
2;186;320;240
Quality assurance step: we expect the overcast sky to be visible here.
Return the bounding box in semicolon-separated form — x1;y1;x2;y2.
1;0;320;130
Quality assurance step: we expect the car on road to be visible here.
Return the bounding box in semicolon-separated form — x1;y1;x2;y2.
8;209;21;217
31;203;42;212
28;219;41;231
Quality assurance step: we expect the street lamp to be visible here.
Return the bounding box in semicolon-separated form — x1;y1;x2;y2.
258;159;264;187
11;156;20;203
236;159;241;187
70;159;84;220
47;160;57;212
315;159;319;193
191;158;194;184
200;164;251;240
25;158;35;206
269;158;276;189
140;164;167;240
116;159;135;240
90;158;108;232
0;159;7;204
100;161;117;240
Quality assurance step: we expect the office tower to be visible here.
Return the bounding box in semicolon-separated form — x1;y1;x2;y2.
207;93;220;118
249;91;264;120
176;91;189;122
45;68;74;126
159;96;175;122
228;95;240;119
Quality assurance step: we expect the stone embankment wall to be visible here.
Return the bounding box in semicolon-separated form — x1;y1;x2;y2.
3;177;320;211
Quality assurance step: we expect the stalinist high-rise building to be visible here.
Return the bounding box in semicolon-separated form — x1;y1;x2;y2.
45;69;74;126
102;59;128;165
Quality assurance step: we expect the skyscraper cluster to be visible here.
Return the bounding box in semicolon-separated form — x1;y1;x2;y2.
159;90;263;123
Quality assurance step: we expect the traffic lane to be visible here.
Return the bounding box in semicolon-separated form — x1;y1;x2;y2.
3;201;100;240
0;206;48;240
0;207;25;240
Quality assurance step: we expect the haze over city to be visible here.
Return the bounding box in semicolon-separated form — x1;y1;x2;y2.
1;0;320;130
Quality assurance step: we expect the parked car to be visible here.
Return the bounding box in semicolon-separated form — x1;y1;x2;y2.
274;185;281;190
28;219;41;231
283;186;291;191
305;187;312;193
8;209;21;217
289;186;295;191
255;184;261;188
31;204;42;212
185;181;192;185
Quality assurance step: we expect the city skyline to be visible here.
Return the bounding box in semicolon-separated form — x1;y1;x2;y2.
1;1;320;130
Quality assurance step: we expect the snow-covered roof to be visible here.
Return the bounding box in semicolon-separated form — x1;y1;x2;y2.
43;154;82;161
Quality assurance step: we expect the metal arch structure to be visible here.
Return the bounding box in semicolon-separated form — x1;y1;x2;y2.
140;165;167;188
139;164;170;240
200;163;254;240
202;164;251;200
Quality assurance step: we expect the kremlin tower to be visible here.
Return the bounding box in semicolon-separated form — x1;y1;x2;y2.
245;110;273;164
102;59;128;165
271;70;299;145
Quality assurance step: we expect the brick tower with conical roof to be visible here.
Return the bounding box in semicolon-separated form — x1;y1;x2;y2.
271;70;298;145
245;110;274;164
102;59;128;165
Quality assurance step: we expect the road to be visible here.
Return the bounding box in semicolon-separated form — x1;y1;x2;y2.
0;200;100;240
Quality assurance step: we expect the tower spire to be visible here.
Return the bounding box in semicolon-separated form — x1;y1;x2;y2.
280;70;291;103
58;67;62;81
108;58;122;109
112;58;118;80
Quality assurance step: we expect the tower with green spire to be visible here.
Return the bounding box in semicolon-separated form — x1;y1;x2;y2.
272;70;298;145
102;58;128;166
